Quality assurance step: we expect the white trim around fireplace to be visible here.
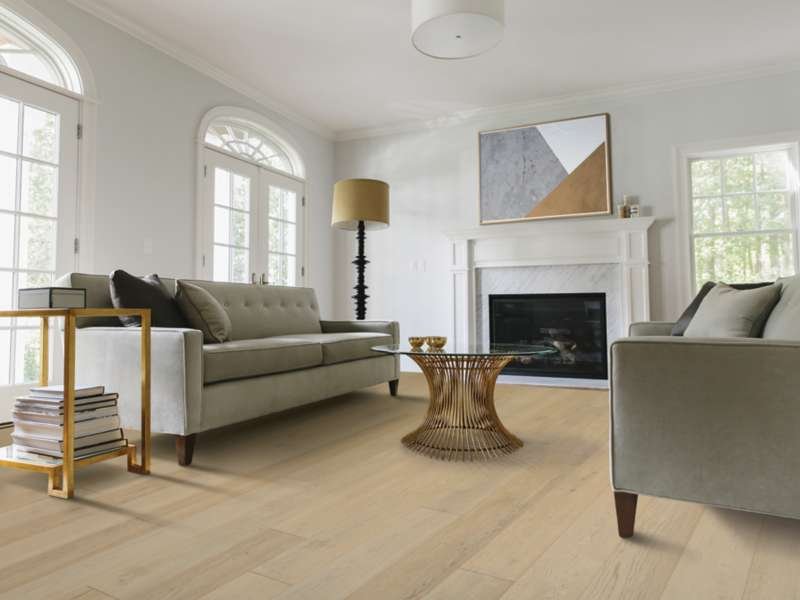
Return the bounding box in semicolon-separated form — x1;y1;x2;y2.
446;217;656;361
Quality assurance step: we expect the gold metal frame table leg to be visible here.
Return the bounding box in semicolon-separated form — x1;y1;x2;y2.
403;354;521;461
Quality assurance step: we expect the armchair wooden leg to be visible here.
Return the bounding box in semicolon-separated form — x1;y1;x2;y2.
176;434;197;466
614;491;638;538
389;379;399;396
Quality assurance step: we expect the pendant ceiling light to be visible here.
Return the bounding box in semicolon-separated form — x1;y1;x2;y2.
411;0;505;60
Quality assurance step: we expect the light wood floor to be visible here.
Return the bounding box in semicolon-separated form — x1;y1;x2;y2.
1;374;799;600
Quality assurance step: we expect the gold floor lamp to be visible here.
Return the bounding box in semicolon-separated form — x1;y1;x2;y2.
331;179;390;320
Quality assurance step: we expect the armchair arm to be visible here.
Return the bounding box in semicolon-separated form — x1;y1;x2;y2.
320;320;400;344
75;327;203;436
628;321;675;336
610;335;800;519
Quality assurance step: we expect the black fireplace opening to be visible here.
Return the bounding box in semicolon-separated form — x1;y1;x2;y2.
489;293;608;379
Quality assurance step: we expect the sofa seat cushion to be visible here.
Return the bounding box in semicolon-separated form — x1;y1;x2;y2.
203;338;323;384
270;332;393;365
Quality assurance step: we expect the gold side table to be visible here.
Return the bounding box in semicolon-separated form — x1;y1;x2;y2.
0;308;151;498
372;343;557;461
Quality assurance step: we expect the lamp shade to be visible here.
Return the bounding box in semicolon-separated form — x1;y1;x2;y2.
411;0;504;59
331;178;390;231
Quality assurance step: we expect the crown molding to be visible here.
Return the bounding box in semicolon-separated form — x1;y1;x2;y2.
335;60;800;142
65;0;334;140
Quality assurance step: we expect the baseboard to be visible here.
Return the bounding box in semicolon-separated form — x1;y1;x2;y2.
401;369;608;390
497;374;609;389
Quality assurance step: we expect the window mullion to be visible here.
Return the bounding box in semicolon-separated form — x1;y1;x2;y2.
720;159;729;231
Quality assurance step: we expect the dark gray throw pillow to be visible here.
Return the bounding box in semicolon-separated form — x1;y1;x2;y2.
671;281;772;336
109;270;188;328
174;280;231;343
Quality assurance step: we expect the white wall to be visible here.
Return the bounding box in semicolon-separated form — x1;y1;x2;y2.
334;70;800;336
24;0;337;316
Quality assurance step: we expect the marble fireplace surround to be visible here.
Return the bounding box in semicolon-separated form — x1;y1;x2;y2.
446;217;655;388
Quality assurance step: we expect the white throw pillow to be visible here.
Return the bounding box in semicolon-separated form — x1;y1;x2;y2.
683;283;780;338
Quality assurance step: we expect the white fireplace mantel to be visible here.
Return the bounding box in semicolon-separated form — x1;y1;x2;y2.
445;216;656;351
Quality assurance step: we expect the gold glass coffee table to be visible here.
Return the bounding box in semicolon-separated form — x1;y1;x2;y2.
373;343;556;461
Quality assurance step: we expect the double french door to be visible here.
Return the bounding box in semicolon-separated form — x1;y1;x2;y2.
0;73;79;419
202;148;305;286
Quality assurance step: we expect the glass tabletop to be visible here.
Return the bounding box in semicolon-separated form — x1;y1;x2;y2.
372;343;558;357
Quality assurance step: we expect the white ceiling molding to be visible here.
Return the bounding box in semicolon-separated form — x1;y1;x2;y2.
65;0;334;140
335;60;800;142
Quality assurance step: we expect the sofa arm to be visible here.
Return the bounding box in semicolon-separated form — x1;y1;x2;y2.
610;335;800;519
320;320;400;344
628;321;675;336
75;327;203;436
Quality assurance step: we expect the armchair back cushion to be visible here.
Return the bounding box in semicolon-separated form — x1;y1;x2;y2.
763;275;800;340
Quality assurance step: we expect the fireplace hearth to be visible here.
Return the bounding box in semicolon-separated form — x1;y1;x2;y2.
489;293;608;379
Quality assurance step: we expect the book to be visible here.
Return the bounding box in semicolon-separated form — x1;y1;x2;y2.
14;396;117;415
13;404;118;424
14;395;118;411
12;437;128;459
12;429;124;452
17;287;86;309
13;415;121;439
27;385;107;400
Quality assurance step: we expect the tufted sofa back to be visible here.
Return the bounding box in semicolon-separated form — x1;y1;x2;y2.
56;273;322;338
182;280;321;340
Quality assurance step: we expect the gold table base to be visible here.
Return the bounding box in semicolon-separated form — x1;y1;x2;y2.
404;353;520;461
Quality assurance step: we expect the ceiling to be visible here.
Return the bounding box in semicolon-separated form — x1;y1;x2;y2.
73;0;800;138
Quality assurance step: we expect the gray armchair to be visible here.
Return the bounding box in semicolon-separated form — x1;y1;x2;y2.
610;322;800;537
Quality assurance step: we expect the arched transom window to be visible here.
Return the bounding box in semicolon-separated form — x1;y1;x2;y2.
0;5;82;93
204;119;294;175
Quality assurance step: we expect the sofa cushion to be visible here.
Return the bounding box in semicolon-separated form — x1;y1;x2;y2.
763;275;800;340
270;332;393;365
671;281;772;336
180;280;322;341
203;338;323;384
175;281;232;343
55;272;177;328
684;283;780;338
109;270;188;328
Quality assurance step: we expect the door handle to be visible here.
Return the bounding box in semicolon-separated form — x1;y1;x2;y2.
251;272;257;285
260;273;268;285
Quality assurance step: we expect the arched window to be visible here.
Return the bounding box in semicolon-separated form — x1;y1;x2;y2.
0;5;82;93
0;4;91;414
204;119;293;175
198;109;306;287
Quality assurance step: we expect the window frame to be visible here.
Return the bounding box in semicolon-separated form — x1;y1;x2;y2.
201;146;307;286
195;107;308;286
675;134;800;307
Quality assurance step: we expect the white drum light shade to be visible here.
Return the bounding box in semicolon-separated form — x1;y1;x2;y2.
411;0;504;59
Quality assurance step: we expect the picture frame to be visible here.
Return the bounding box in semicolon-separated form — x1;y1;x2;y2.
479;113;612;224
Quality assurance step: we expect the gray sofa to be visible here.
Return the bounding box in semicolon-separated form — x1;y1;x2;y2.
57;273;400;465
610;275;800;537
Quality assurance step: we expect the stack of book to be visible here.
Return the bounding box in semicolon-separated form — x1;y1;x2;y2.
11;385;127;461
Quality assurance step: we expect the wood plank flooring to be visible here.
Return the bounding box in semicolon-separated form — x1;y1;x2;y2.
0;374;798;600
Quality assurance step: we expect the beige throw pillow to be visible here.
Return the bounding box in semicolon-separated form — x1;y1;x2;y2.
683;283;780;338
175;281;232;343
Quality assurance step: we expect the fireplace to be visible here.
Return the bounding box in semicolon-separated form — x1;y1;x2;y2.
489;293;608;379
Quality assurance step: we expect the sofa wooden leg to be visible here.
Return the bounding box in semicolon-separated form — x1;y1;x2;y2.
614;491;638;538
176;434;197;466
389;379;399;396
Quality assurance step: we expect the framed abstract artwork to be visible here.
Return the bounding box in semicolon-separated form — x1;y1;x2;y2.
479;113;612;224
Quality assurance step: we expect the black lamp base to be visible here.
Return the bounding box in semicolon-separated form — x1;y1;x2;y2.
352;220;369;320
